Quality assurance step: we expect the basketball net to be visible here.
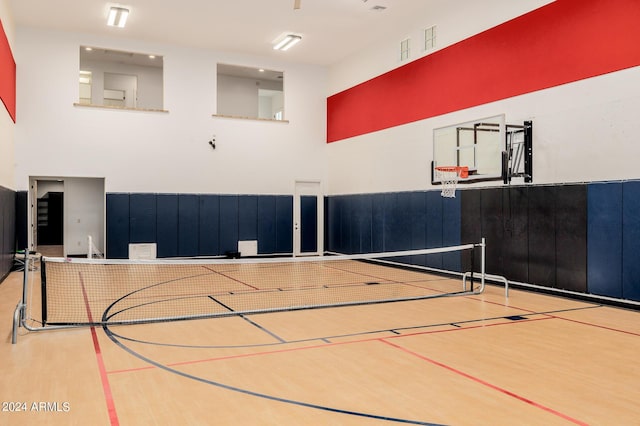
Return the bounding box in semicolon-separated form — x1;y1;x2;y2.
435;166;468;198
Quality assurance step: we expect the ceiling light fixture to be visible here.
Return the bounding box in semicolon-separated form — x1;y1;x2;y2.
107;6;129;28
273;34;302;51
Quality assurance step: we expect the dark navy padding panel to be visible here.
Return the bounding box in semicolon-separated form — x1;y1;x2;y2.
340;196;353;253
239;196;258;241
354;194;373;254
426;191;443;269
275;196;293;253
383;192;412;252
15;191;28;253
410;192;427;266
0;186;16;282
622;181;640;301
441;195;461;272
106;193;130;259
503;187;529;283
156;194;178;258
199;195;219;256
129;194;157;244
301;195;318;253
178;194;199;257
326;196;341;252
587;183;623;298
371;194;385;253
219;195;239;254
528;185;556;287
257;196;276;254
554;185;587;292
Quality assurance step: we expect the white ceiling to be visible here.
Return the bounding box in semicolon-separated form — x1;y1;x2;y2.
9;0;449;66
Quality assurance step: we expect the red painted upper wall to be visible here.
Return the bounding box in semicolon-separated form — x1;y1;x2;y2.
0;19;16;123
327;0;640;143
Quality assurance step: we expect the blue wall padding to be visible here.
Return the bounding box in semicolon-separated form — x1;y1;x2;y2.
238;196;258;241
442;195;461;272
219;195;239;254
106;194;130;258
106;193;293;258
275;196;293;253
199;195;220;256
622;181;640;300
588;183;623;298
156;194;178;258
178;194;199;257
129;194;156;244
257;196;276;253
410;192;427;266
371;194;385;253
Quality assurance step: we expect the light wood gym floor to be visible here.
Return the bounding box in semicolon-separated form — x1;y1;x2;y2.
1;259;640;425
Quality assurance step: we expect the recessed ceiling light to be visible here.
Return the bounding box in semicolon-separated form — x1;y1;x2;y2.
84;46;93;51
107;6;129;28
148;55;156;59
273;34;302;51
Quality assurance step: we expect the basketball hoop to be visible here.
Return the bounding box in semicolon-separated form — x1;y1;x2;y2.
435;166;468;198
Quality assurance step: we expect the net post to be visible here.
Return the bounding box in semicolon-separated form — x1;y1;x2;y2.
20;250;29;323
470;244;475;291
41;256;48;326
480;238;486;292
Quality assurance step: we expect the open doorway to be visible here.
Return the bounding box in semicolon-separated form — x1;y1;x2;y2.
29;177;105;258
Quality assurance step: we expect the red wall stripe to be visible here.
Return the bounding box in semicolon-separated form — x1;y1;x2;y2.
0;19;16;123
327;0;640;143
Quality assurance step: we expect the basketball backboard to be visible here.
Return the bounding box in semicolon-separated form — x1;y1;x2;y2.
432;115;532;185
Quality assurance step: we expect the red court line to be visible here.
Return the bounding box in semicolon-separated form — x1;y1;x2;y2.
79;273;120;426
106;316;551;375
379;339;589;426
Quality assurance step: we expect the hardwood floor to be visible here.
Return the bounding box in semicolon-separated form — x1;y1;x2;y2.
1;262;639;425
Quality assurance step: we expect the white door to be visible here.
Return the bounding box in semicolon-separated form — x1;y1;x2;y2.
293;181;323;257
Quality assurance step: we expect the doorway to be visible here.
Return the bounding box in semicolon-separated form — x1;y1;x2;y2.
293;181;323;257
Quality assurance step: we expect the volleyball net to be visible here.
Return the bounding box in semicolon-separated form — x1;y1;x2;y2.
13;240;485;335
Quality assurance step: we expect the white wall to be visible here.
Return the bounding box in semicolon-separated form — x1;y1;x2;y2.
63;177;104;256
326;0;640;195
13;27;327;195
0;0;14;189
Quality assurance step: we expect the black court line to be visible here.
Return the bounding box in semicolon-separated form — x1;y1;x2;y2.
201;265;260;290
103;324;445;425
240;316;287;343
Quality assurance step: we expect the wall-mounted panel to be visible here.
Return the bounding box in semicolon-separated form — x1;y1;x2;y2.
106;193;130;259
199;195;220;256
219;196;239;254
156;194;178;258
528;186;556;287
588;183;623;298
622;181;640;301
555;185;587;292
257;196;277;254
129;194;157;244
239;196;258;241
275;196;293;253
178;194;199;257
502;187;529;283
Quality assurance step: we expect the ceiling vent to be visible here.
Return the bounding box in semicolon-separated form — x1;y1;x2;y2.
371;5;387;11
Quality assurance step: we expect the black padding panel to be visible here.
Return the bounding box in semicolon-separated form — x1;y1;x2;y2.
622;181;640;301
0;186;16;281
554;184;587;292
410;192;427;266
354;194;373;254
528;185;556;287
156;194;178;258
588;183;622;297
442;195;461;272
460;189;481;273
480;188;505;275
502;187;529;283
14;190;27;252
106;193;130;259
178;194;199;257
199;195;220;256
383;192;412;252
371;194;385;253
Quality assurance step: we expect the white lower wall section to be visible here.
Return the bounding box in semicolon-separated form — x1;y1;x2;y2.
327;66;640;195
